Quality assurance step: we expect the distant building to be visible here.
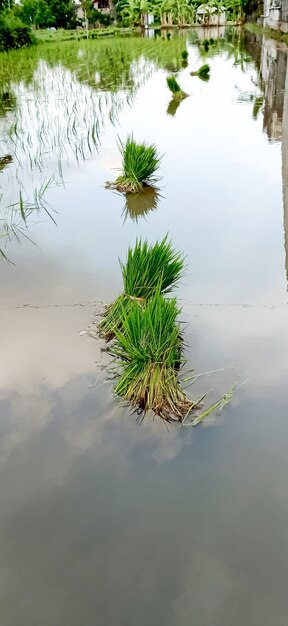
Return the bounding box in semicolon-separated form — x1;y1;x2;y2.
75;0;111;23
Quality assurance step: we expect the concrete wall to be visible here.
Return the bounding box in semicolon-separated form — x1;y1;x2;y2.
263;0;288;33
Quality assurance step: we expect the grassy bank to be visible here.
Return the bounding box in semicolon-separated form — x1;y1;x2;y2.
34;26;136;44
245;21;288;44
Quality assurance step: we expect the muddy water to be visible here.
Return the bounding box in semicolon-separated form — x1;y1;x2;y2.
1;28;288;625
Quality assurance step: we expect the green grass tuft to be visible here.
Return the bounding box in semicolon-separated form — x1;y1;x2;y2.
109;293;196;421
166;74;181;93
166;75;188;101
181;49;189;60
98;236;185;340
111;135;161;193
191;63;210;81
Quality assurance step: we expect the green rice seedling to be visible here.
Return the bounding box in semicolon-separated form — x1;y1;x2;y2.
181;49;189;60
182;383;238;427
166;75;188;101
191;64;210;81
109;293;197;421
107;135;162;193
201;39;210;51
166;75;181;93
98;236;185;340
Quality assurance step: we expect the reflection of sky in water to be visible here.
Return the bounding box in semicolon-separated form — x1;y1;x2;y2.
1;31;288;626
1;40;286;306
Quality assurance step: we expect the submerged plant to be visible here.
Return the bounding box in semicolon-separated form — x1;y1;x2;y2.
166;75;188;101
107;135;162;193
98;236;185;340
191;64;210;81
109;293;197;421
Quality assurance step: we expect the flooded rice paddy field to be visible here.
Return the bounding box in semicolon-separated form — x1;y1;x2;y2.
1;26;288;625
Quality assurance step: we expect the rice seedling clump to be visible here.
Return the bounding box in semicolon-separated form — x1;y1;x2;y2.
109;293;196;421
107;135;161;193
191;64;210;81
166;75;188;101
98;236;185;340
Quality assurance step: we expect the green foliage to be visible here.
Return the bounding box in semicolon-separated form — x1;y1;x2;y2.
17;0;54;28
0;13;33;52
109;292;194;420
197;63;210;79
79;0;112;26
181;49;188;59
17;0;77;29
166;74;188;100
90;9;112;26
166;74;181;93
0;88;16;115
99;236;184;339
122;236;184;296
191;63;210;80
0;0;15;9
113;135;162;192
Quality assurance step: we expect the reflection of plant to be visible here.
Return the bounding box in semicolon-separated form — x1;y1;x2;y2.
98;237;184;340
252;95;263;119
123;186;160;221
0;177;57;263
0;89;16;117
167;96;181;116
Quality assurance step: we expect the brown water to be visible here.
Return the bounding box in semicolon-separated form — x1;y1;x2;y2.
1;27;288;625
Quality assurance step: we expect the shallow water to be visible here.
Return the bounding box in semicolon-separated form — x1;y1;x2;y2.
1;27;288;625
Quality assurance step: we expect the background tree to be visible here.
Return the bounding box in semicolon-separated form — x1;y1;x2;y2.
0;0;15;10
17;0;77;28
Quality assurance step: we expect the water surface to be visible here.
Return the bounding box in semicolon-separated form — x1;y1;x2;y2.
1;27;288;626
